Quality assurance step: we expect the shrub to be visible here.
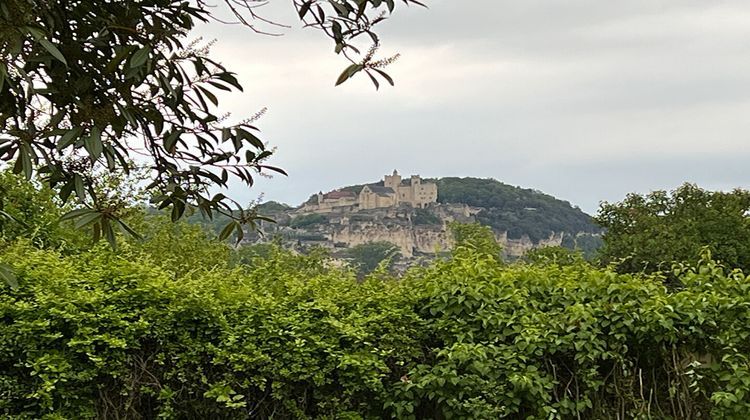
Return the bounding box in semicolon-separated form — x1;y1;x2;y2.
2;241;750;418
345;242;401;276
412;209;441;226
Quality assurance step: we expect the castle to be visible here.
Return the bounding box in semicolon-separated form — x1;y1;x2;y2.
302;170;438;213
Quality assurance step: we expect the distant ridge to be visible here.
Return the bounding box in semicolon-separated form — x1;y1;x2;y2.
434;177;600;243
188;175;603;256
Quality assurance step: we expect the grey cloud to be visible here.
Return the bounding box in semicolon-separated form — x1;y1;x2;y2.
194;1;750;214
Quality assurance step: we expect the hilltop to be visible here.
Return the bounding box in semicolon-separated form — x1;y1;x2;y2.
249;175;602;259
435;177;599;243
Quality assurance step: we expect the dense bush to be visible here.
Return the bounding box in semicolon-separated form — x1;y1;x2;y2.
345;242;401;276
0;240;420;419
596;183;750;274
412;209;441;226
0;172;86;250
2;235;750;418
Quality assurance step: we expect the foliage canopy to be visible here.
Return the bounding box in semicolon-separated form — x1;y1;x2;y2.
3;234;750;418
2;181;750;417
345;240;401;275
596;183;750;274
0;0;424;242
436;177;600;243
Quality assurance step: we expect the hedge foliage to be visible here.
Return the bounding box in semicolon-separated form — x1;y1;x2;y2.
2;238;750;418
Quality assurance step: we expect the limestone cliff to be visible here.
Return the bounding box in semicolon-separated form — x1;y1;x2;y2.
252;176;603;259
260;203;586;259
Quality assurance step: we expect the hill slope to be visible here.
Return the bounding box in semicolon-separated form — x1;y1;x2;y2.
434;177;600;242
188;177;603;257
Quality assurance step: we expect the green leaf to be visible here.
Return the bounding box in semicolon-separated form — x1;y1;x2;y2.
366;71;380;90
116;218;143;240
24;26;45;40
57;127;82;150
171;199;186;222
38;39;67;65
130;46;151;69
0;209;28;228
332;21;343;42
216;72;242;90
235;221;245;243
196;86;218;106
60;208;95;222
374;69;394;86
298;0;313;18
13;144;33;180
73;174;85;200
218;221;236;241
101;217;117;250
259;165;287;176
164;130;182;154
84;127;103;160
255;215;276;224
0;62;6;92
237;129;264;149
335;64;363;86
74;211;103;229
0;264;18;289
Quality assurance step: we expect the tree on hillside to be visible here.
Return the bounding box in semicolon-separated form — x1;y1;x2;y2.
595;183;750;274
346;241;401;276
0;0;425;242
436;177;600;242
449;222;503;262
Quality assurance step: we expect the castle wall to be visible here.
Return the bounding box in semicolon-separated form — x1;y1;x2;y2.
413;183;438;208
359;191;395;210
305;171;437;214
384;173;402;191
396;185;413;204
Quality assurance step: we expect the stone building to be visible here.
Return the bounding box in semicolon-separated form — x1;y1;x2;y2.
358;185;398;209
301;170;438;213
387;170;438;209
307;190;357;212
359;170;438;210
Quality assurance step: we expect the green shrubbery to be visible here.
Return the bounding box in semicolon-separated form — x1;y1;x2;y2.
2;233;750;418
596;183;750;274
290;214;328;229
345;241;401;276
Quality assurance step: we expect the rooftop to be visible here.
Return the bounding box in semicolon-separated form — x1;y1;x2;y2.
323;190;356;199
364;185;396;197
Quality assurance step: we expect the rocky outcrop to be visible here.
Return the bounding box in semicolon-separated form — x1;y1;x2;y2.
499;231;565;256
331;223;450;258
261;203;574;258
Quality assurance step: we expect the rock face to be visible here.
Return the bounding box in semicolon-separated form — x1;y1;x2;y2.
261;203;573;258
331;224;449;258
252;176;604;261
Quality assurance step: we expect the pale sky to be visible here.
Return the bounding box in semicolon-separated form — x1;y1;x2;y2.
195;0;750;214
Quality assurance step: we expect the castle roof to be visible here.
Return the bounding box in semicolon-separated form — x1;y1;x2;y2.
323;190;356;200
363;185;395;197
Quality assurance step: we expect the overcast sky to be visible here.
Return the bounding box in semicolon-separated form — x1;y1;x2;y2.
194;0;750;214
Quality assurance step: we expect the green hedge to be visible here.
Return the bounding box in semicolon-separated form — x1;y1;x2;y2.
2;242;750;418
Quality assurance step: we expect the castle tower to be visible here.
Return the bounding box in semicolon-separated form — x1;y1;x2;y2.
384;170;401;191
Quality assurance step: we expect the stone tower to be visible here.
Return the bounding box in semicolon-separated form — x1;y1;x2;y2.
383;169;402;191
